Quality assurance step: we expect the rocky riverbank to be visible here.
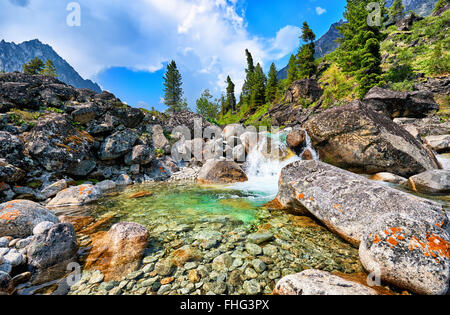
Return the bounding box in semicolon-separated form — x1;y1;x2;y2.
1;71;449;295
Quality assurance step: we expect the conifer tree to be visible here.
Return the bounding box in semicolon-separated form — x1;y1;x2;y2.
40;59;58;77
163;60;185;112
337;0;385;98
286;54;298;85
266;63;278;103
297;22;317;79
250;63;266;108
225;76;237;113
389;0;405;23
23;57;44;75
241;49;255;105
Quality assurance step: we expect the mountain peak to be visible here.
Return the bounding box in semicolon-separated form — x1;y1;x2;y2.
0;39;102;93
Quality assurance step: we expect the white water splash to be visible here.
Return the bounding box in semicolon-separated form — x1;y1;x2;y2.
229;130;318;199
436;153;450;170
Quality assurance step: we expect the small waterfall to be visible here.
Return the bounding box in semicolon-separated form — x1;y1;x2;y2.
229;130;318;199
436;153;450;170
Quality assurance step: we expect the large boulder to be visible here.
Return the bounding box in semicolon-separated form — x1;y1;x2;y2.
124;145;154;166
27;223;78;270
197;160;248;184
98;128;140;160
152;125;171;154
284;79;323;104
363;87;439;119
166;111;213;137
404;170;450;194
24;113;94;172
304;101;439;177
274;160;448;245
0;200;58;238
84;222;148;281
47;184;102;207
273;270;378;295
110;107;144;128
360;213;450;295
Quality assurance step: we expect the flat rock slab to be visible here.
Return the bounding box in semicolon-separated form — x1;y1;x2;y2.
273;269;378;295
275;160;448;245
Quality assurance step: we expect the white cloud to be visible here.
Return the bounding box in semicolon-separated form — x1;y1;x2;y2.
316;6;327;15
0;0;300;100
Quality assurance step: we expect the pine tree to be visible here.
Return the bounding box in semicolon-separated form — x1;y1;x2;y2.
250;63;266;108
23;57;44;75
337;0;385;98
225;76;236;113
389;0;405;23
266;63;278;103
297;22;317;79
163;60;185;112
40;59;58;77
196;89;219;120
286;54;298;85
241;49;255;105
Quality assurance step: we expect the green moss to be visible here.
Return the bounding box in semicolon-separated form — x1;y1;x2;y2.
27;181;43;189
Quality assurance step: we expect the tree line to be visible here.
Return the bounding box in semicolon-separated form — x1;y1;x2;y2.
158;0;449;118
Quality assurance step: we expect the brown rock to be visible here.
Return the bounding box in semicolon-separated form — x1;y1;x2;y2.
59;215;95;232
128;191;153;199
84;222;148;281
188;270;200;283
197;160;248;184
169;245;201;267
78;215;115;235
161;277;175;285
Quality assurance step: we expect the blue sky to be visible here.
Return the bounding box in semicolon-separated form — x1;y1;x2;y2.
1;0;347;111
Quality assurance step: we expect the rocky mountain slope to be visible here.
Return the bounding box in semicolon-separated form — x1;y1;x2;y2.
278;0;440;79
0;39;101;93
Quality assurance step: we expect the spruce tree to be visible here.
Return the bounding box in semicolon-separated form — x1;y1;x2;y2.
250;63;266;108
225;76;237;113
40;59;58;77
286;54;298;85
297;22;317;79
163;60;185;112
266;63;278;103
241;49;255;105
389;0;405;23
337;0;385;98
23;57;44;75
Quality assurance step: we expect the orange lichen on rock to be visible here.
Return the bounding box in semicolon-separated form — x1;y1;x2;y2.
409;233;450;261
373;234;381;244
0;209;20;221
298;193;305;199
387;237;398;246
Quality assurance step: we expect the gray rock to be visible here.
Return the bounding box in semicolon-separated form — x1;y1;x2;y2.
247;232;274;245
115;174;133;186
304;101;439;177
404;170;450;194
27;223;78;270
40;180;68;199
197;160;248;184
359;213;450;295
154;259;174;276
124;145;154;166
363;86;439;119
3;249;23;266
98;129;140;160
245;243;262;256
0;237;9;248
152;125;170;154
47;184;102;207
251;259;267;273
274;270;378;295
212;254;232;271
0;262;12;274
0;200;59;238
243;279;261;295
262;245;278;256
33;221;55;236
425;135;450;153
0;271;12;294
157;284;171;295
95;180;117;193
275;160;448;245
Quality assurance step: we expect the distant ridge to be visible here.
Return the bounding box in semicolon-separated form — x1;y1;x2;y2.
0;39;101;93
